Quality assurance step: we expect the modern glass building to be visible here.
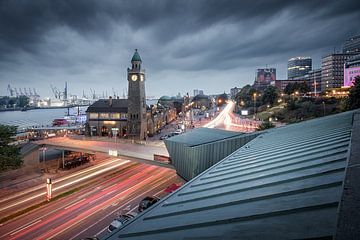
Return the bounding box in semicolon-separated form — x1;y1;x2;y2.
288;57;312;79
343;35;360;54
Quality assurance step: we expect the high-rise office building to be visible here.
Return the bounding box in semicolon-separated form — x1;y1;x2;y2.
321;53;355;90
287;57;312;79
344;54;360;87
343;35;360;54
253;68;276;89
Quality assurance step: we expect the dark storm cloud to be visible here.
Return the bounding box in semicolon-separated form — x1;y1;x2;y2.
0;0;359;96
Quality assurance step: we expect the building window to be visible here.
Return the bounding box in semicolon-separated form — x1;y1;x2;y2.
99;113;109;119
89;113;98;119
110;113;120;119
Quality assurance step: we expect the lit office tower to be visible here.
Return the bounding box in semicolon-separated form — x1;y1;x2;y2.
343;35;360;54
288;57;312;79
321;53;355;90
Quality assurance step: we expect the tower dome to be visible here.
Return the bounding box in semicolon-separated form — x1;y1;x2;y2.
131;49;142;62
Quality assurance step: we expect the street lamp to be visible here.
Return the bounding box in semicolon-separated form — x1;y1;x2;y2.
322;101;325;116
253;93;257;120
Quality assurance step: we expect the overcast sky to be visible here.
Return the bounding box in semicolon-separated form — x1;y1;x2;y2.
0;0;359;98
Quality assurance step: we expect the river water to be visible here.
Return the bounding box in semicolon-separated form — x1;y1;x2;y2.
0;107;88;130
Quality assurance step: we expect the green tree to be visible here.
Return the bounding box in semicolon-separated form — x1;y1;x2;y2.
284;82;310;95
18;96;29;108
261;86;279;106
348;76;360;110
256;120;275;131
0;125;22;171
235;85;256;107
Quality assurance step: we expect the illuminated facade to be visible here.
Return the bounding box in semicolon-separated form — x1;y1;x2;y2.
321;53;355;90
344;54;360;87
288;57;312;79
86;50;176;139
253;68;276;89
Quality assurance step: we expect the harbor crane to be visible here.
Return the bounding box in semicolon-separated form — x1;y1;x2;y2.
90;88;96;99
7;84;14;97
14;88;19;97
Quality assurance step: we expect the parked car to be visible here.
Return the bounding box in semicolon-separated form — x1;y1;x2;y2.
160;135;169;140
138;196;160;212
108;212;137;232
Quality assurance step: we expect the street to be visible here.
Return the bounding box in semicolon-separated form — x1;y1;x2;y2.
203;101;260;132
0;159;183;240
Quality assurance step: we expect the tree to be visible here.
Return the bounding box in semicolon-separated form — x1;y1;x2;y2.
284;82;310;95
18;96;29;108
348;76;360;110
0;125;22;171
235;85;256;107
256;120;275;131
261;86;279;106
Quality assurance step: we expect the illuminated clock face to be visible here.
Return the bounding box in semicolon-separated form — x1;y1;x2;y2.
131;74;138;81
140;75;144;81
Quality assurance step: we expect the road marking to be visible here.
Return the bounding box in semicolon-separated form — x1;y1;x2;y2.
64;198;86;210
0;160;130;212
0;157;122;204
68;174;175;240
94;205;138;237
9;219;42;236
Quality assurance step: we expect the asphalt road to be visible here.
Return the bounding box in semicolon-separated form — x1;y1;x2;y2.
204;101;260;132
0;161;183;240
0;157;133;218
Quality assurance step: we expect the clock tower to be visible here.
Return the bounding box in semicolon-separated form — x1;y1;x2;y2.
127;49;147;140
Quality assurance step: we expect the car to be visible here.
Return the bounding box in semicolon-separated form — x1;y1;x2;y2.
138;196;160;212
108;212;138;232
159;135;169;140
174;129;183;134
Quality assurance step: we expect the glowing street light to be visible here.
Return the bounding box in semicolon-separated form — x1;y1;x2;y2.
253;93;257;120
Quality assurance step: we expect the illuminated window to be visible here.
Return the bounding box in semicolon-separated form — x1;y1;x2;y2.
89;113;98;119
99;113;109;119
110;113;120;119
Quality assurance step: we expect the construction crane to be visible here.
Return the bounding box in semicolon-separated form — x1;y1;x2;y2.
7;84;14;97
51;84;61;99
23;87;28;96
90;88;96;99
14;88;19;97
33;88;39;97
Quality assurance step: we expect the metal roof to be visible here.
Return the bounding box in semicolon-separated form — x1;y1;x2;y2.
165;127;244;147
105;111;355;240
86;99;128;113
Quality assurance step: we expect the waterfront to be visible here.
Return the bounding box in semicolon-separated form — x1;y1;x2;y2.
0;107;88;130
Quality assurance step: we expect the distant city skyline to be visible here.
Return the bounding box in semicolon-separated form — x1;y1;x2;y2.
0;0;359;98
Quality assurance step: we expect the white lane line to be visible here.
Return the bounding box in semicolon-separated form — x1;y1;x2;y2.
0;194;96;239
94;205;139;237
9;219;42;236
64;198;86;210
69;174;175;240
0;160;130;212
0;158;123;204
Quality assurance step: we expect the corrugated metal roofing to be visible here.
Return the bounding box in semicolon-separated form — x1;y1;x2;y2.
105;111;354;240
166;127;244;147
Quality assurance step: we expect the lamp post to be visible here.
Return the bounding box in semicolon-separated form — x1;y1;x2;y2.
322;101;325;116
253;93;257;120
